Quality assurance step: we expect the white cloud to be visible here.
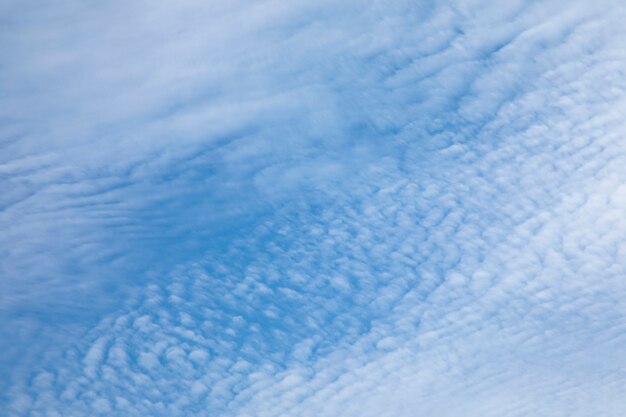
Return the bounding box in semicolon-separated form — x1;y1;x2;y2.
3;0;626;416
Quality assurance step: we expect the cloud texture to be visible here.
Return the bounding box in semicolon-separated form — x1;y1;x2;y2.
2;0;626;416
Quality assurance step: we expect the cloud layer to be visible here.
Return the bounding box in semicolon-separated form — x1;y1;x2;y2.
2;0;626;416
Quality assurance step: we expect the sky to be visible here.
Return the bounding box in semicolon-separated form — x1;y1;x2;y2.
2;0;626;416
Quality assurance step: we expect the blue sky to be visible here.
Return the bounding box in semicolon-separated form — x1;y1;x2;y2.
2;0;626;416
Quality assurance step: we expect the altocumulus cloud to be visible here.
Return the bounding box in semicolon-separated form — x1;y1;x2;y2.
2;0;626;416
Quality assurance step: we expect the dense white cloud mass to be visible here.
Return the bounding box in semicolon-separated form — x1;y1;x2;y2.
2;0;626;416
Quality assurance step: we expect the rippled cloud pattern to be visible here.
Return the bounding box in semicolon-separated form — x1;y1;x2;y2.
2;0;626;416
